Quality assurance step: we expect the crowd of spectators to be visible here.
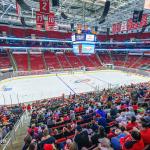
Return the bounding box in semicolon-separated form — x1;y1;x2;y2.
22;82;150;150
0;105;23;143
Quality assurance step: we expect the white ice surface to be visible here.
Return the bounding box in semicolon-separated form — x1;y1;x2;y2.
0;70;149;105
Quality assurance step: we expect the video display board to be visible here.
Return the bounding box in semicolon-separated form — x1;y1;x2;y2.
73;43;95;54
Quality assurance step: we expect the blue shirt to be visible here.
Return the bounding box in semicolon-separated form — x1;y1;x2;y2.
96;109;106;118
98;117;107;128
111;133;126;150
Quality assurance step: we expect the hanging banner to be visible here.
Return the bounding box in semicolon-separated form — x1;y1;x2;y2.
40;0;50;14
121;21;127;31
36;12;44;25
48;12;55;26
112;14;148;34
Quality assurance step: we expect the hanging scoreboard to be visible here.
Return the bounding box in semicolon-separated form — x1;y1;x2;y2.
72;33;96;54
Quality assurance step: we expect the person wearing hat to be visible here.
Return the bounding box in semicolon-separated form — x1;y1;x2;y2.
74;125;90;150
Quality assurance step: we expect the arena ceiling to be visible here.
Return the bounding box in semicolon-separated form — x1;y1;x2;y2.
0;0;148;32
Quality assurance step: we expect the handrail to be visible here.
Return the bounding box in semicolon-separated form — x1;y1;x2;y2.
1;112;27;150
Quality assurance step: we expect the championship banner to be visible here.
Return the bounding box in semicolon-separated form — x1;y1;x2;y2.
40;0;50;14
112;23;121;34
121;21;127;31
36;12;44;25
112;14;148;34
48;12;55;26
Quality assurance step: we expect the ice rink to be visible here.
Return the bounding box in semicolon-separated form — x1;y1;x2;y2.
0;70;149;105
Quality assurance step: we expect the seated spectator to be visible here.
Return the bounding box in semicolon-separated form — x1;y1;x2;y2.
120;130;144;150
126;116;138;131
22;134;32;150
28;139;37;150
91;126;106;145
94;138;113;150
96;107;106;118
110;106;118;119
63;123;74;136
137;117;150;146
111;126;127;150
64;139;73;150
74;125;90;149
70;110;75;121
90;120;99;132
38;128;55;150
97;114;107;128
43;144;56;150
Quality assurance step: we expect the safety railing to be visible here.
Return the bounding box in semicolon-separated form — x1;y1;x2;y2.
1;112;28;150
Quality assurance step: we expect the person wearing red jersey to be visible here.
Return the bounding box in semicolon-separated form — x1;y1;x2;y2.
120;131;144;150
126;116;138;131
27;104;31;113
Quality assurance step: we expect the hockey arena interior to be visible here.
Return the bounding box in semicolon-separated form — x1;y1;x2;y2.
0;0;150;150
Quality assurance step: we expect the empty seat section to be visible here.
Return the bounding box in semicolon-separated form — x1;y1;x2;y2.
65;53;82;68
88;54;102;67
0;53;11;69
78;55;94;67
14;53;28;71
57;54;71;68
132;56;150;68
44;52;61;69
111;54;126;66
30;54;44;70
124;55;139;67
99;54;112;64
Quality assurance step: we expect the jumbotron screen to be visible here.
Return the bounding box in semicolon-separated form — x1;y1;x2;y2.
72;33;96;54
73;43;95;54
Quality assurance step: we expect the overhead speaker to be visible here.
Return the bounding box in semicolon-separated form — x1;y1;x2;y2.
52;0;59;7
138;10;143;22
70;23;74;31
101;1;110;18
107;28;110;36
20;17;26;26
99;18;105;24
95;26;98;32
133;10;143;23
61;12;68;19
20;16;33;28
133;10;139;22
99;1;110;24
16;0;31;11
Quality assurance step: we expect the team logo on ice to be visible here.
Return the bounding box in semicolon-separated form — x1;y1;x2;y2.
74;79;90;83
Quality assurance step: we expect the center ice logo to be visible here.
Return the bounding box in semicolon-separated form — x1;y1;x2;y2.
74;79;90;83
